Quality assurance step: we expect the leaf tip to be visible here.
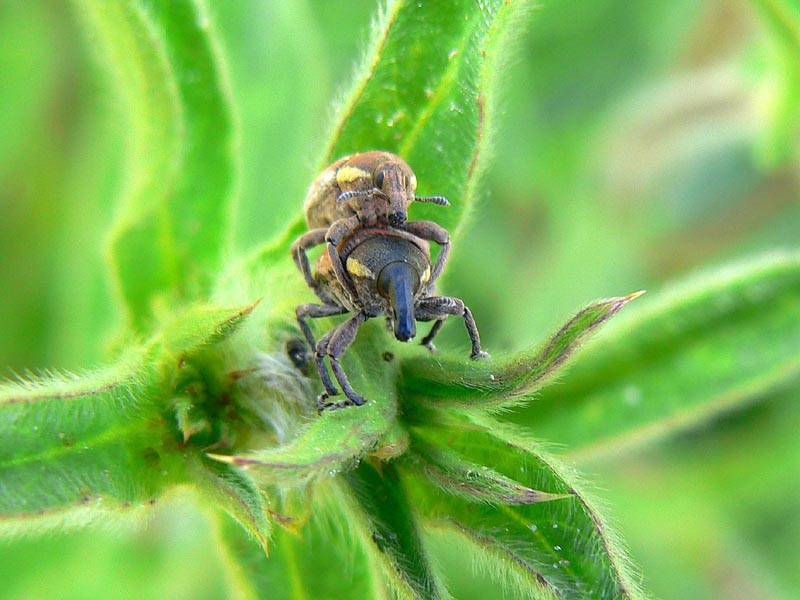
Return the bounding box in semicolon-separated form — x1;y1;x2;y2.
242;297;263;314
206;452;236;465
609;290;646;313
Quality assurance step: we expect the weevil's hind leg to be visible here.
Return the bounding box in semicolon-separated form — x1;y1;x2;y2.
416;296;489;359
320;311;369;410
291;228;329;298
399;220;451;287
296;303;349;398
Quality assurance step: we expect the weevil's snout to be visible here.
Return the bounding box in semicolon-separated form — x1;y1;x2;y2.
377;261;418;342
375;163;412;227
394;316;416;342
388;209;407;227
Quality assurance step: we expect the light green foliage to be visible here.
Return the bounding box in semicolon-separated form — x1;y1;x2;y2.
2;0;799;599
508;252;800;462
399;293;642;409
0;348;166;533
405;413;643;599
751;0;800;165
75;0;236;332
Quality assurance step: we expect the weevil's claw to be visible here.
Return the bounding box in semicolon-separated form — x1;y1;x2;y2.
422;340;437;353
316;392;337;413
471;350;491;360
317;393;357;413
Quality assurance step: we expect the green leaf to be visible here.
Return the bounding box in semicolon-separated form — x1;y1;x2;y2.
217;484;383;600
72;0;236;331
750;0;800;166
405;412;645;600
408;436;570;506
208;320;405;482
0;348;175;534
507;252;800;462
269;0;530;255
157;300;259;357
342;462;444;600
190;457;271;554
399;293;642;410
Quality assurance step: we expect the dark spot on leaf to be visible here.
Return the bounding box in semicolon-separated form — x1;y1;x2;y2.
141;447;160;466
286;338;312;374
149;498;156;505
382;351;395;362
372;531;385;551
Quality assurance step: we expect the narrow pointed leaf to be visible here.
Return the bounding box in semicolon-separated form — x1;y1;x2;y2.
342;462;444;600
399;293;641;410
0;348;177;534
157;301;259;356
405;413;644;600
408;437;570;506
73;0;236;330
208;401;391;485
217;487;384;600
507;252;800;462
190;457;271;554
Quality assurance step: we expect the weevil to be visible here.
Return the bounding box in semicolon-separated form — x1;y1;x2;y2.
291;151;488;410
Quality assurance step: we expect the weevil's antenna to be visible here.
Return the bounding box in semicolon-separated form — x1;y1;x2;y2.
414;195;450;206
337;189;386;202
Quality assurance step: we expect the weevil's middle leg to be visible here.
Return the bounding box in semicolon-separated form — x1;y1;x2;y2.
296;303;349;397
416;296;489;359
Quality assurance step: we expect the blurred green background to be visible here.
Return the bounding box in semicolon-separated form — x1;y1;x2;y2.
1;1;798;598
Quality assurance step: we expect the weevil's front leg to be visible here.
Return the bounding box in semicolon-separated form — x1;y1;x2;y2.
320;311;369;410
296;303;349;398
419;319;445;353
291;228;329;293
325;216;361;302
399;220;450;287
416;296;489;359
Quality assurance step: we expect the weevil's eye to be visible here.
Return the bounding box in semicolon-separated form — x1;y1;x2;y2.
374;169;385;189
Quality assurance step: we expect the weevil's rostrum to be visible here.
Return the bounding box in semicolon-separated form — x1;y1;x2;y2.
291;151;488;410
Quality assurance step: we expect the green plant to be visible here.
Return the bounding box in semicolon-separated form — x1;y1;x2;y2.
2;1;800;599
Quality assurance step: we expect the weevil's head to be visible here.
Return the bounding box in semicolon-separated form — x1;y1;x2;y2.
373;159;417;227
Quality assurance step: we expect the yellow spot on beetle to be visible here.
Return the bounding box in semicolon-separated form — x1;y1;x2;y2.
421;265;431;284
347;257;375;279
336;165;370;185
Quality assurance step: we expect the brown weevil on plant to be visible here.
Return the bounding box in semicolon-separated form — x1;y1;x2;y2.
291;151;489;410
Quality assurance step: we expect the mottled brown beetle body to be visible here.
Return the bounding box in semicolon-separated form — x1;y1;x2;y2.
303;151;419;229
291;151;487;411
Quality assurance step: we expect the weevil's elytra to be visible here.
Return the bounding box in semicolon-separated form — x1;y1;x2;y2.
291;151;488;411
